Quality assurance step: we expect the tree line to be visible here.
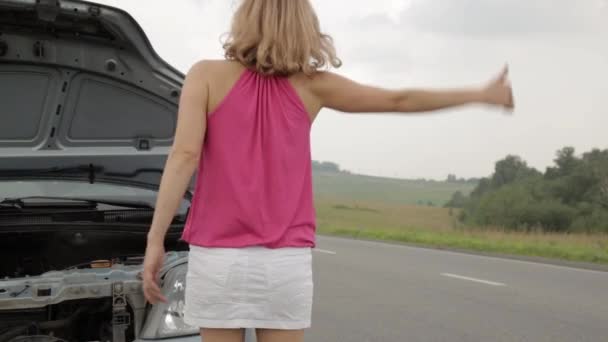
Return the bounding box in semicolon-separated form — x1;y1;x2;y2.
446;147;608;233
446;174;480;184
312;160;349;173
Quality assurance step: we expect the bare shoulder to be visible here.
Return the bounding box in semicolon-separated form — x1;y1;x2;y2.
187;59;243;81
289;70;333;91
287;71;330;118
309;71;349;91
290;71;351;105
188;60;246;113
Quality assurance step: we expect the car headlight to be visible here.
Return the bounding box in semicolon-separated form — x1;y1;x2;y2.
139;263;198;339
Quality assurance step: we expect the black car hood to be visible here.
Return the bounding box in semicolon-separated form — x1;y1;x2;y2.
0;0;186;189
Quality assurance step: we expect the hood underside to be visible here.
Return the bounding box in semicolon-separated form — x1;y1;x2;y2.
0;0;185;187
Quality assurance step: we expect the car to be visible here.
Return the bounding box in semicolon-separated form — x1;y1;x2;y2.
0;1;255;341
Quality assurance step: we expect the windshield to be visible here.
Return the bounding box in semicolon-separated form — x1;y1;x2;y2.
0;180;189;213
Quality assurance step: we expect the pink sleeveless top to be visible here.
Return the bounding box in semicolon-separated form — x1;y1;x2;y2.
181;68;316;248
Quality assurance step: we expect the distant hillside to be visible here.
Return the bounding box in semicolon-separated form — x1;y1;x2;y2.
312;169;477;207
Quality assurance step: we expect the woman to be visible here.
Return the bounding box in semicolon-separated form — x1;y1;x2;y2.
142;0;514;341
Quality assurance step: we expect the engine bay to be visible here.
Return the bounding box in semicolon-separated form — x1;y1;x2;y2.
0;264;143;342
0;251;189;342
0;219;189;342
0;298;133;342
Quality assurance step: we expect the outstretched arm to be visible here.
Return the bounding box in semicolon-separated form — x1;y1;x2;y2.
311;66;514;114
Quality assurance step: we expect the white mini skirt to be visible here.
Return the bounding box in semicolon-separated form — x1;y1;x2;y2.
183;245;314;330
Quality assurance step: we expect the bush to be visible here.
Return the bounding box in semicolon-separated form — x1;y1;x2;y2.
521;201;576;232
462;147;608;233
569;207;608;233
466;182;576;231
445;190;467;208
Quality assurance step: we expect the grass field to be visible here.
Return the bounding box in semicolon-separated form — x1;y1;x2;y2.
312;171;608;264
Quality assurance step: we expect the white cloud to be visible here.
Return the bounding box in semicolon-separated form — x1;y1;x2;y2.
397;0;606;37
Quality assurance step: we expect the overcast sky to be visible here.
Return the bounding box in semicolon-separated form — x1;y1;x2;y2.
99;0;608;180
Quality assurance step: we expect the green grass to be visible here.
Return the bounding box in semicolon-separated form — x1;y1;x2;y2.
310;170;608;264
318;225;608;264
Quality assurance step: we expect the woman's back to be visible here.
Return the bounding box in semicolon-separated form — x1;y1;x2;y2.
181;61;317;248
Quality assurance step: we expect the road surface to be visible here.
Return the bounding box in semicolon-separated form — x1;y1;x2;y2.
306;235;608;342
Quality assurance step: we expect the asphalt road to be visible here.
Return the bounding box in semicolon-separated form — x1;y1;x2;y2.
306;235;608;342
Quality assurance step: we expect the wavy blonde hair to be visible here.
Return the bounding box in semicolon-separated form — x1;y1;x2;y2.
223;0;341;76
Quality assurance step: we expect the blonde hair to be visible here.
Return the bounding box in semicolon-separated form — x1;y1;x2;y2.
223;0;342;76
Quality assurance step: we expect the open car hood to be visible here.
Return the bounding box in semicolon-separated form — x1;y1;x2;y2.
0;0;185;188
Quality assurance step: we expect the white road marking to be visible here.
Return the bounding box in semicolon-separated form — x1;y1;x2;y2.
314;248;337;255
441;273;506;286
